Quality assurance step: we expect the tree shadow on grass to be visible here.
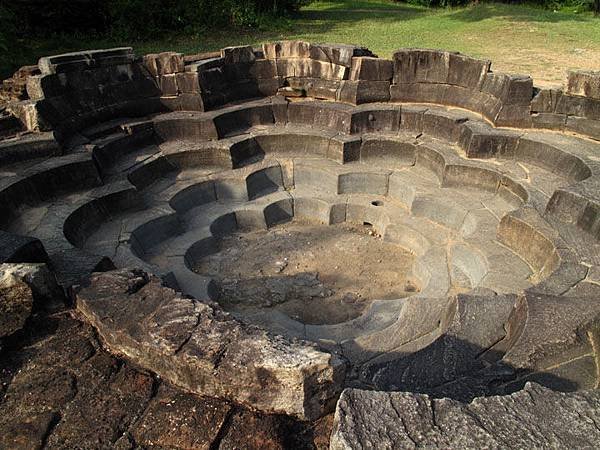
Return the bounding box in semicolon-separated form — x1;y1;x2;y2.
444;2;597;23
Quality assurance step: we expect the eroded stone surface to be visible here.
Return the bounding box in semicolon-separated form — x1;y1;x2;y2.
75;268;345;420
0;308;328;450
330;383;600;449
0;277;32;341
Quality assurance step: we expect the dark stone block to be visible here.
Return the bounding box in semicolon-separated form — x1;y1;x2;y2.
287;77;341;100
422;109;469;143
399;104;428;133
532;113;566;130
393;49;451;85
178;93;204;111
458;121;520;158
263;41;311;59
309;43;374;68
38;48;134;75
350;106;402;134
350;57;393;81
249;60;278;79
0;231;49;263
288;101;352;132
221;46;256;64
556;95;600;120
566;116;600;140
26;74;65;100
256;78;283;96
329;135;361;163
447;52;490;89
159;74;178;96
175;72;200;94
338;80;390;104
390;82;447;104
531;87;563;113
213;102;274;138
495;104;532;127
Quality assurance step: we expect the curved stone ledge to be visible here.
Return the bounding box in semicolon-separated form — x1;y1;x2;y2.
75;268;345;421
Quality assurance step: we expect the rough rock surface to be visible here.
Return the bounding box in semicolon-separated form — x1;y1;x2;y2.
0;276;32;342
75;268;345;421
0;263;64;349
330;383;600;449
0;308;330;449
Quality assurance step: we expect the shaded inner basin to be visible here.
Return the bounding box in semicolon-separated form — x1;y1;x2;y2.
193;221;419;325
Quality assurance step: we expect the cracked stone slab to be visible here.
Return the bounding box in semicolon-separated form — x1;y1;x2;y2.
74;268;345;420
330;382;600;450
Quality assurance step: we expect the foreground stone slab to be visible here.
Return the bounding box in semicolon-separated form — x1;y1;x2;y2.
330;383;600;449
75;268;345;420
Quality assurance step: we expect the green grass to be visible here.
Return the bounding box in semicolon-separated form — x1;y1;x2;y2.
3;1;600;83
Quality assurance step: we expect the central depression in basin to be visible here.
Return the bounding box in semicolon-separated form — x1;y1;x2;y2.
192;221;420;325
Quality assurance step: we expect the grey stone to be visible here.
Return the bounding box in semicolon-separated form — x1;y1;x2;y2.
75;269;345;421
331;383;600;450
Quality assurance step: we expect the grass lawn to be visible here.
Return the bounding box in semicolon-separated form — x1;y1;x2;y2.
3;1;600;85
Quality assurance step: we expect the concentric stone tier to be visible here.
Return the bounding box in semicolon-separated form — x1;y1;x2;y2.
1;43;600;434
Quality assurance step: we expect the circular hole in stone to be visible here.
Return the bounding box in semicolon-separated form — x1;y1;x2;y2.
371;200;383;207
193;221;420;325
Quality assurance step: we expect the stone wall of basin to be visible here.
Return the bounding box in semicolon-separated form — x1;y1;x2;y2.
3;42;600;144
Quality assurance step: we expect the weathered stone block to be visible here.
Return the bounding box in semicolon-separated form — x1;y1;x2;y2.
338;80;390;104
567;70;600;99
25;74;64;100
221;46;256;64
458;121;521;158
287;77;340;100
422;109;469;143
145;52;185;76
159;74;179;96
495;104;532;128
556;95;600;120
447;52;490;88
309;43;374;68
288;101;352;132
532;112;566;130
393;49;451;85
530;87;563;113
481;72;533;105
331;135;362;163
566;116;600;140
276;58;347;80
6;100;50;131
350;106;402;134
75;269;345;420
256;78;283;96
178;93;204;111
175;72;200;94
390;82;447;104
38;48;134;75
249;59;278;79
331;383;600;450
399;104;428;132
262;40;311;59
350;57;393;81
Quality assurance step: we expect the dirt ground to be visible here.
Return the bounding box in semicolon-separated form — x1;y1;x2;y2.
194;222;419;325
